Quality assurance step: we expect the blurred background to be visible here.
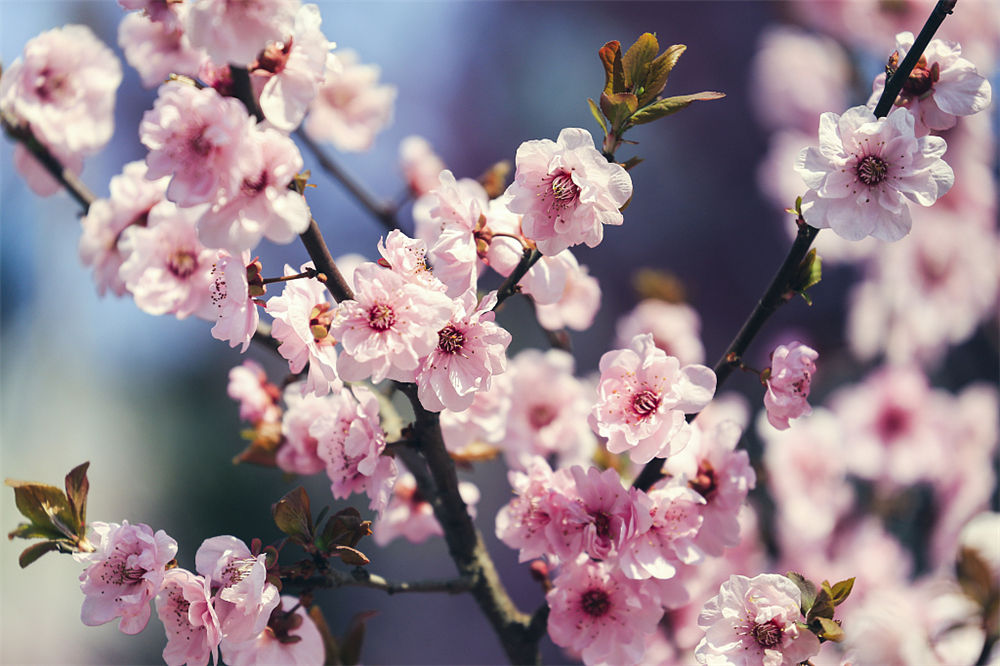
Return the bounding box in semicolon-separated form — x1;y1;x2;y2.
2;1;997;664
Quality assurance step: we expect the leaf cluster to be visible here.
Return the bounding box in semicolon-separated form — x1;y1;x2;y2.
272;486;373;566
787;571;855;643
6;462;92;567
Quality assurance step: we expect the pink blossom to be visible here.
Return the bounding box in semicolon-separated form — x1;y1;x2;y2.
118;206;220;320
495;456;568;563
227;360;281;425
399;135;446;196
373;473;480;546
209;251;261;352
763;341;818;430
795;105;954;241
696;573;820;666
615;299;706;366
74;521;177;635
312;385;397;513
868;32;992;136
547;555;663;666
119;0;184;26
251;4;332;132
195;535;280;644
590;333;716;464
440;372;512;454
304;50;396;152
140;82;253;207
377;229;447;293
505;127;632;255
197;126;310;253
276;383;335;476
619;485;705;581
184;0;299;66
221;596;325;666
79;161;169;297
155;567;222;666
118;9;207;89
267;263;341;397
534;256;601;332
0;25;121;155
416;290;512;412
332;262;452;384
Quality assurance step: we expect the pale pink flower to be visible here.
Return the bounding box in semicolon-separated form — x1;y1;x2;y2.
548;465;643;562
228;360;281;425
209;251;260;352
440;372;512;454
795;105;954;241
118;9;207;89
590;333;716;464
696;573;821;666
118;207;220;320
140;82;253;207
79;161;169;297
119;0;184;26
276;383;335;476
198;126;310;253
615;300;705;366
868;32;992;136
305;50;396;152
479;193;530;277
221;595;325;666
534;256;601;332
312;385;397;513
267;263;341;397
505;127;632;255
518;250;572;305
664;419;756;557
495;456;568;563
399;135;446;196
500;349;597;470
763;341;818;430
416;290;512;412
373;473;480;546
377;229;447;293
332;262;452;384
547;555;663;666
155;567;222;666
0;25;121;155
619;485;705;581
252;3;333;132
195;535;280;644
184;0;299;66
74;521;177;635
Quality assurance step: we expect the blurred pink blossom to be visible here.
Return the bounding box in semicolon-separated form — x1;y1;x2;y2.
763;341;818;430
373;473;479;546
227;360;281;425
155;567;222;666
118;9;206;89
184;0;299;66
615;299;706;366
399;135;446;197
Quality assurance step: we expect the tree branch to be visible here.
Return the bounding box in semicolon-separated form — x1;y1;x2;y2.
291;566;474;595
299;218;355;302
494;248;542;309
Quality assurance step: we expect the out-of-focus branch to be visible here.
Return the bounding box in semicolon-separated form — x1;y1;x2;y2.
296;566;474;595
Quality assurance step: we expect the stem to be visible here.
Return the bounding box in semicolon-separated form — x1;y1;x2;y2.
299;219;355;302
494;249;542;309
229;66;264;121
294;128;397;231
261;268;321;285
291;567;475;595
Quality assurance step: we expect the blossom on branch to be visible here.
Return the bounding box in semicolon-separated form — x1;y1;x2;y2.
117;8;207;89
221;595;325;666
154;568;222;666
762;341;818;430
184;0;299;66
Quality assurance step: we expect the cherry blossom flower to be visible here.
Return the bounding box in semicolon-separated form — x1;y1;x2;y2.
79;161;169;297
868;32;992;136
276;383;335;476
377;229;447;293
119;0;184;26
373;473;480;546
251;3;333;132
184;0;299;66
695;573;820;666
440;372;512;455
532;252;602;332
140;82;253;207
267;262;341;397
221;596;325;666
304;50;396;152
505;127;632;255
227;360;281;425
195;535;280;644
197;126;310;253
546;555;663;666
332;262;452;384
762;341;818;430
399;135;446;196
209;251;261;352
618;485;705;581
614;300;706;366
590;333;716;464
118;9;207;89
154;567;221;666
118;206;220;320
495;456;568;563
416;290;512;412
74;521;177;635
795;105;954;241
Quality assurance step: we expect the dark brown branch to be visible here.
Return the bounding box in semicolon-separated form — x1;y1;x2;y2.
229;66;265;122
494;248;542;309
299;218;355;303
292;566;474;595
294;128;397;231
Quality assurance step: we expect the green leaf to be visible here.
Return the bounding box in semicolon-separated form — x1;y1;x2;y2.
629;91;725;126
8;522;65;541
622;33;659;92
587;98;608;135
815;617;845;642
598;41;625;95
808;586;836;622
829;577;855;606
340;610;378;666
19;540;60;568
599;92;639;133
272;487;314;544
787;572;817;615
5;480;75;538
640;44;686;106
64;462;90;537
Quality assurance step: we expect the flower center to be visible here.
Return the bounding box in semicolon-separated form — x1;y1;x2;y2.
34;67;70;103
437;325;465;354
549;171;579;201
856;154;889;186
252;38;294;76
688;460;718;500
367;303;396;331
109;556;146;586
630;389;660;418
592;511;612;540
876;405;909;441
168;249;197;278
310;303;335;344
528;404;557;430
751;619;783;648
241;170;269;196
220;557;257;589
580;588;611;618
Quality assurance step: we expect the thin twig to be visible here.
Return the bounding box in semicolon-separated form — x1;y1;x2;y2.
299;218;355;303
494;248;542;309
295;567;474;595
